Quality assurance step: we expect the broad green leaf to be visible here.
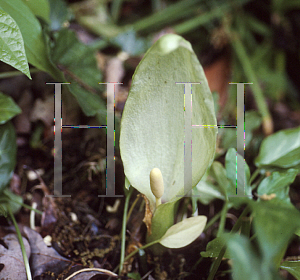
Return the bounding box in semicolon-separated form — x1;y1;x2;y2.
51;28;113;145
120;34;217;210
280;261;300;279
0;122;17;192
251;200;300;267
159;215;207;248
255;126;300;168
225;148;251;196
21;0;50;22
225;234;281;280
0;92;21;124
0;9;30;79
257;169;298;205
200;236;230;258
51;28;104;116
0;0;63;81
148;200;177;243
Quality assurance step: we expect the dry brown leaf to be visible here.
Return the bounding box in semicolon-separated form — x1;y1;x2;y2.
23;227;70;278
0;233;31;280
139;194;153;235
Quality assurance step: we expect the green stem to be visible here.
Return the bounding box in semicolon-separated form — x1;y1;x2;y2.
114;239;160;274
126;195;140;223
130;0;201;32
0;197;43;215
190;256;203;272
207;246;227;280
229;30;273;134
204;211;222;231
17;202;43;215
173;5;229;34
111;0;123;23
119;186;134;275
124;239;160;262
207;205;251;280
250;168;260;185
172;0;250;34
7;206;32;280
0;68;40;79
217;201;229;237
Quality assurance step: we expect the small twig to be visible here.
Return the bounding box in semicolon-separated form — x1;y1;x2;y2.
140;269;154;280
64;268;118;280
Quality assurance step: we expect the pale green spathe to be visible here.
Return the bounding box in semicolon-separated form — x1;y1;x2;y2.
120;34;217;210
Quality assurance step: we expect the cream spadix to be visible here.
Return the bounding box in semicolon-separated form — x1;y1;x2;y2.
150;168;164;208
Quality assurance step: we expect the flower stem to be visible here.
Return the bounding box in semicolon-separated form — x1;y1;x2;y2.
119;186;134;275
7;206;32;280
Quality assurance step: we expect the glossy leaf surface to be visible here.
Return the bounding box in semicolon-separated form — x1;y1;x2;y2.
0;9;30;79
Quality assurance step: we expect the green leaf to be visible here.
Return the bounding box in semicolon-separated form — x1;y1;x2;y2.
21;0;50;22
0;188;22;214
0;9;31;79
209;161;230;197
200;236;230;258
148;200;177;243
255;126;300;168
127;272;141;280
0;122;17;192
225;148;252;196
225;234;281;280
51;28;105;116
257;169;298;205
250;200;300;267
159;215;207;248
120;34;217;210
194;180;225;205
280;261;300;280
0;0;63;81
0;92;21;124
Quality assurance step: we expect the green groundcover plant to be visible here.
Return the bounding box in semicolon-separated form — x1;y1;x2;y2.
1;0;300;279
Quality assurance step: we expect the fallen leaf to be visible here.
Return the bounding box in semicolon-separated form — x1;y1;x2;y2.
0;233;31;280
